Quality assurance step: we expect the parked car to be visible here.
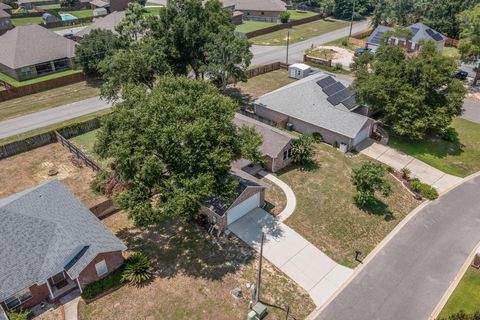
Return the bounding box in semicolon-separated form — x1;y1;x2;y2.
452;69;469;81
354;48;372;57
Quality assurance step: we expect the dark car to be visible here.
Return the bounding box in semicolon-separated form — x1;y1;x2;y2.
452;69;469;81
354;48;372;57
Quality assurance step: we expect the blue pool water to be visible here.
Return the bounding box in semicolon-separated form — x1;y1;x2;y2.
59;13;77;21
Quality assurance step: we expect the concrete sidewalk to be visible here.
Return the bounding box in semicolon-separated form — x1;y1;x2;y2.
358;140;463;194
258;171;296;222
229;208;353;307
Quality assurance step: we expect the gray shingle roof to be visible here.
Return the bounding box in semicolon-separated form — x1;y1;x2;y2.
0;25;76;69
233;0;286;12
409;22;446;43
0;9;10;18
75;10;125;37
0;2;12;10
366;25;394;46
255;73;371;139
234;113;295;159
0;180;126;301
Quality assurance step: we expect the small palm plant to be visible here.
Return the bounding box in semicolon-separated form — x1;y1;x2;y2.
121;252;153;285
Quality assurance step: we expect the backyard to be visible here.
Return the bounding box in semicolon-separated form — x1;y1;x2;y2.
276;143;420;267
0;69;83;88
77;212;315;320
0;80;100;121
249;19;350;46
388;118;480;177
235;20;277;33
287;9;317;20
439;267;480;318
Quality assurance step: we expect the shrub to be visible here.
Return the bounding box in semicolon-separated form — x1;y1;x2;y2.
401;167;411;180
441;127;458;142
312;132;323;142
90;170;110;195
121;252;153;285
410;179;439;200
341;38;349;47
279;11;290;23
332;63;343;71
386;166;394;173
7;310;31;320
82;267;124;300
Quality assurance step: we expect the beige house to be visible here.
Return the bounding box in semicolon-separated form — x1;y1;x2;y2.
229;0;286;22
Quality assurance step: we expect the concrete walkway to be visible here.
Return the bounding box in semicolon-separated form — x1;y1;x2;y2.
60;290;81;320
357;139;463;194
258;170;296;222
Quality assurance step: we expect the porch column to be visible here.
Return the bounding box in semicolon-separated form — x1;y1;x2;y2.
76;278;83;293
46;280;54;299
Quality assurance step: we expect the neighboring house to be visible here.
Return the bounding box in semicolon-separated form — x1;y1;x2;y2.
0;9;12;33
75;10;125;38
231;0;286;22
233;113;296;173
366;22;447;52
254;72;374;152
0;2;12;10
200;167;267;234
90;0;130;12
0;25;76;81
0;180;126;314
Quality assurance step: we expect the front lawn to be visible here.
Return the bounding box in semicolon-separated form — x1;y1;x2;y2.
306;47;335;60
249;19;350;46
77;212;315;320
0;69;83;87
235;20;278;33
279;143;420;267
439;267;480;318
287;9;318;20
388;118;480;177
443;46;461;60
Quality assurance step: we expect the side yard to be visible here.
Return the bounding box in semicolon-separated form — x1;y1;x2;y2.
78;212;315;320
277;143;420;267
439;267;480;318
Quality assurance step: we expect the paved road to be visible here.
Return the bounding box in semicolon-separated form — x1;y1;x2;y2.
0;97;111;139
251;20;371;66
314;175;480;320
462;98;480;124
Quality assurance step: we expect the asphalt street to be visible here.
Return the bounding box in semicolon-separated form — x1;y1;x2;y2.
462;98;480;124
314;175;480;320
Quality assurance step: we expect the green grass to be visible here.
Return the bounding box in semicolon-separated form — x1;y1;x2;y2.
145;6;161;15
70;129;111;167
443;46;461;60
439;268;480;318
306;47;335;60
325;36;358;51
249;19;350;46
11;16;42;26
0;108;112;145
38;3;61;9
304;61;353;75
388;118;480;177
235;20;278;33
287;9;317;20
281;143;420;267
0;70;82;87
65;9;94;18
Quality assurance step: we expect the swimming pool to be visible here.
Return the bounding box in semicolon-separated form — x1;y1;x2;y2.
59;13;77;21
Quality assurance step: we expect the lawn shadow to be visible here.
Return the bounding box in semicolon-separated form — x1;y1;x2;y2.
115;220;256;282
357;198;396;222
276;160;320;176
224;87;253;105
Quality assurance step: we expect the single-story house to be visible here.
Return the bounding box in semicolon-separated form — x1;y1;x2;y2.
75;10;125;38
233;113;296;173
0;9;12;33
0;180;126;314
0;25;76;81
366;22;447;52
254;72;374;152
231;0;286;22
90;0;131;12
200;167;267;234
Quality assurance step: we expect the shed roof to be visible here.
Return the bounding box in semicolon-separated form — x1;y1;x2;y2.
290;63;310;71
75;10;125;37
0;180;126;301
255;73;371;139
0;24;76;69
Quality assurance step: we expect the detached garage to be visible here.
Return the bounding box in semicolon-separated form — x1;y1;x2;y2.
199;168;267;235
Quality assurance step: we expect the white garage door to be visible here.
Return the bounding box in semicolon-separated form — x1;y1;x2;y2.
353;125;371;146
227;192;260;225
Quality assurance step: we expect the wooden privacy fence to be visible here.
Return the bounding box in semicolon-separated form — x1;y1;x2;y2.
303;54;332;67
348;37;366;48
244;14;324;39
246;62;289;78
89;199;117;219
446;38;459;48
0;72;86;102
55;131;101;171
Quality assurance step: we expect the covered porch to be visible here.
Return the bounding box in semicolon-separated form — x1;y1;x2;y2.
46;272;81;301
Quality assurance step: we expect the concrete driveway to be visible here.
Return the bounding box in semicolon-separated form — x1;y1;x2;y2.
463;98;480;124
357;140;463;194
229;208;353;307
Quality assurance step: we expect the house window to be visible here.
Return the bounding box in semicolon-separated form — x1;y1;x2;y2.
4;288;32;310
283;148;292;160
288;148;292;158
95;260;108;277
261;11;264;15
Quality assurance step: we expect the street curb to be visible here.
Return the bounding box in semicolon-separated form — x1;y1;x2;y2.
429;241;480;320
306;172;480;320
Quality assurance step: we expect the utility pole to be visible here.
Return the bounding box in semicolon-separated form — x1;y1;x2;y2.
255;232;265;302
286;30;290;64
349;0;357;37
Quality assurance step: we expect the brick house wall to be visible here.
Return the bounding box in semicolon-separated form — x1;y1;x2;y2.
77;251;124;289
241;10;283;22
272;143;294;173
0;283;50;312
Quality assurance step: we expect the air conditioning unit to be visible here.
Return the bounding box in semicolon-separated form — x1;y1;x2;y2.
286;123;294;131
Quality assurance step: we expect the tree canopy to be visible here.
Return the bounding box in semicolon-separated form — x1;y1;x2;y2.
351;162;391;207
94;77;262;225
457;4;480;84
352;42;465;139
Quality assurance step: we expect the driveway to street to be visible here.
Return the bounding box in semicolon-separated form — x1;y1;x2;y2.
313;174;480;320
462;98;480;124
0;96;111;139
251;20;371;66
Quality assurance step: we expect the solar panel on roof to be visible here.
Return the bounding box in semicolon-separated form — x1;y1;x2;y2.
316;76;336;88
426;28;443;41
323;82;345;96
371;31;385;45
327;87;351;106
410;27;419;35
341;96;357;110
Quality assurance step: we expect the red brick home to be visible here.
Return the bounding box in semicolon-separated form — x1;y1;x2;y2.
0;180;127;314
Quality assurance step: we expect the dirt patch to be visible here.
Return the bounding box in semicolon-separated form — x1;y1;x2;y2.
0;143;106;207
308;45;354;68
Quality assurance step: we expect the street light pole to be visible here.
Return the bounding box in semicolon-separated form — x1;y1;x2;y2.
286;30;290;64
349;0;357;37
255;232;265;302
